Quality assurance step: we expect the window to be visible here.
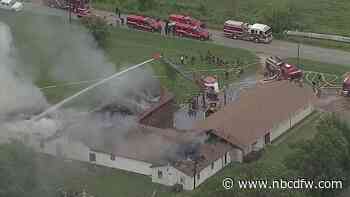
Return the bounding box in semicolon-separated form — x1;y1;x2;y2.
197;172;200;180
211;162;215;170
110;154;115;161
89;153;96;162
158;170;163;179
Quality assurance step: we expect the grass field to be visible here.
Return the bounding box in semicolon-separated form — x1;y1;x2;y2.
103;27;258;103
286;58;349;86
286;58;350;76
286;36;350;53
1;11;256;105
94;0;350;37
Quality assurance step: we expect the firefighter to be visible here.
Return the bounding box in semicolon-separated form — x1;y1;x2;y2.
317;74;322;86
115;7;119;17
225;69;229;80
206;50;212;62
180;55;185;65
312;81;317;92
165;20;169;35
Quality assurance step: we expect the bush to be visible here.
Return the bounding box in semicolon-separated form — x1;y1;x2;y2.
261;3;299;34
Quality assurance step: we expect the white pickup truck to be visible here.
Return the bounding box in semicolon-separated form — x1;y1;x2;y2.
0;0;23;11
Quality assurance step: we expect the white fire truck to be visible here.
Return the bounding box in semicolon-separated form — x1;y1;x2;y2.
223;20;273;43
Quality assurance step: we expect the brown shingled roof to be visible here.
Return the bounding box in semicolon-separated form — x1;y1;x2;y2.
194;81;316;148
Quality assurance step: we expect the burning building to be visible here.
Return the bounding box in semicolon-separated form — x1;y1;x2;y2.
38;122;238;190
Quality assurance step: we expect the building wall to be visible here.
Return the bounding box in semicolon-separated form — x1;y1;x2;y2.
229;148;244;163
291;104;314;127
89;150;153;176
243;103;314;156
194;152;232;189
41;136;153;175
152;165;194;190
270;103;313;142
152;151;236;190
270;118;291;142
41;136;90;162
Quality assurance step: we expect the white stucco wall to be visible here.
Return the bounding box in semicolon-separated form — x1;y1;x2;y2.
243;104;314;156
152;151;235;190
194;152;231;188
152;165;194;190
89;150;153;176
41;136;90;162
291;104;314;127
229;148;244;163
270;118;291;142
271;103;313;142
42;136;154;175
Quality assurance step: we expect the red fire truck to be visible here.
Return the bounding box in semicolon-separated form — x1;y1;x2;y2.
126;15;162;32
169;14;205;28
343;74;350;96
223;20;273;43
173;23;210;41
265;56;303;81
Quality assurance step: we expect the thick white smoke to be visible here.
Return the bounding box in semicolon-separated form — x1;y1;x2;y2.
0;22;48;119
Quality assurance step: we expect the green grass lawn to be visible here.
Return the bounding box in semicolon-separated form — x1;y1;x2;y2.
35;155;174;197
286;36;350;53
286;58;350;76
103;27;257;103
286;58;349;86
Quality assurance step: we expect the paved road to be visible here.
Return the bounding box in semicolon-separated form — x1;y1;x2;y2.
210;30;350;66
22;3;350;66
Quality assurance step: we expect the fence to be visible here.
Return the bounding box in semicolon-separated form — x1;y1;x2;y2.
285;30;350;44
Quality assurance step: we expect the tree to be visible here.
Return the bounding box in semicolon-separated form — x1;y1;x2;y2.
261;2;299;34
81;15;110;47
285;114;350;197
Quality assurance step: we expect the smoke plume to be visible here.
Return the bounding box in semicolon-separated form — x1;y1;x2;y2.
0;22;48;119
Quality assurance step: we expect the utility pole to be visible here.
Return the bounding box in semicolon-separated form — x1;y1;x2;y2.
297;41;301;66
